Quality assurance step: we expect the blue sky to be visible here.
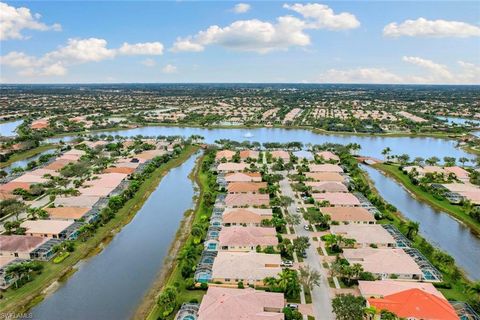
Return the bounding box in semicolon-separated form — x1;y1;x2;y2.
1;1;479;83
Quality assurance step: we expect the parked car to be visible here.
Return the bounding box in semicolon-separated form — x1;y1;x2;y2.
301;251;307;258
286;303;299;310
303;224;310;231
281;260;293;267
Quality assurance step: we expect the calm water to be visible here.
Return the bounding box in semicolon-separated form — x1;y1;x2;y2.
48;126;476;162
437;116;480;126
31;153;199;320
2;149;56;173
362;164;480;280
0;120;23;137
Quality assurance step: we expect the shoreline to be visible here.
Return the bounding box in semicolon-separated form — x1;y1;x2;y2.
0;144;56;169
44;122;471;140
0;145;199;314
133;152;203;319
372;162;480;237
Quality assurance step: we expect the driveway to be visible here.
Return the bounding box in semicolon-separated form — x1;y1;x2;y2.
278;171;334;320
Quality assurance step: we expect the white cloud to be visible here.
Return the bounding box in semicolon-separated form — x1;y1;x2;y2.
117;42;164;55
0;2;61;40
233;3;251;14
315;57;480;84
1;38;165;78
317;68;403;84
162;64;177;73
171;3;358;53
383;18;480;38
283;3;360;30
141;58;157;67
402;56;453;80
172;16;309;53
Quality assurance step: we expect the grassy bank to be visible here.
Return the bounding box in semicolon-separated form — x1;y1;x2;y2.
373;162;480;235
0;145;199;313
350;163;475;303
0;144;56;169
146;150;215;320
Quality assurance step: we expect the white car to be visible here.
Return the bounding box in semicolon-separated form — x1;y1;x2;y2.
286;303;299;310
303;225;310;231
281;260;293;267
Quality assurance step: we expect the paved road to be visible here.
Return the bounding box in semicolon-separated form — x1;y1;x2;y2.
278;171;334;320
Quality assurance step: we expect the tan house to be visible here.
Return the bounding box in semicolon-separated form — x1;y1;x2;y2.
330;225;396;248
227;182;267;194
218;226;278;251
358;280;444;299
225;172;262;182
222;208;273;227
270;150;290;162
305;172;345;182
215;150;236;162
211;252;282;286
309;164;343;173
45;207;90;220
316;151;340;162
225;193;270;207
239;150;260;160
320;207;375;224
343;248;423;281
312;192;360;206
306;181;348;193
21;220;75;239
217;162;248;173
197;287;284;320
0;235;48;259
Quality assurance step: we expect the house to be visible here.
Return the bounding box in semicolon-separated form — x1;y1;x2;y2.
316;151;340;162
368;288;458;320
358;280;444;299
0;181;32;194
225;172;262;182
217;162;248;173
0;256;25;289
309;164;343;173
222;208;273;227
343;248;423;280
270;150;290;162
305;172;345;182
197;287;284;320
444;166;470;182
215;150;236;162
135;149;167;160
225;193;270;207
43;159;74;171
103;167;136;175
21;220;77;239
305;181;348;193
44;207;90;220
54;195;100;208
211;252;282;286
320;207;376;224
330;225;396;248
227;182;267;194
312;192;360;206
239;150;259;160
0;235;48;259
58;149;86;161
218;227;278;251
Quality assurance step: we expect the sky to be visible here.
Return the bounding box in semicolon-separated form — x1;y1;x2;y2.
0;1;479;84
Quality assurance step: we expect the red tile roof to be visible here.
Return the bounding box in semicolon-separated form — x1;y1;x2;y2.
368;288;458;320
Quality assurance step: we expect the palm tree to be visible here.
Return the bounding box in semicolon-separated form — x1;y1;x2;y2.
466;281;480;296
406;221;420;240
459;157;469;167
381;147;391;161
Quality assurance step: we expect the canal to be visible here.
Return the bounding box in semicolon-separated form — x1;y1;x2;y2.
362;164;480;280
0;120;23;137
30;152;199;320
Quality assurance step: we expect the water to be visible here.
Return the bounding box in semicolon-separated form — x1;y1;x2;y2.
0;120;23;137
1;149;56;174
47;126;476;162
362;164;480;280
437;116;480;126
31;152;199;320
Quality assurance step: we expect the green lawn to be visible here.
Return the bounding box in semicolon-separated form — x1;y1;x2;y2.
373;163;480;235
0;145;199;313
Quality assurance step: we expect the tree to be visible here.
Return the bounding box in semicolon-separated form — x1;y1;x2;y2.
381;147;391;161
157;286;177;318
406;221;419;240
292;236;310;253
466;281;480;296
459;157;469;166
425;156;440;166
298;265;321;291
331;294;366;320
